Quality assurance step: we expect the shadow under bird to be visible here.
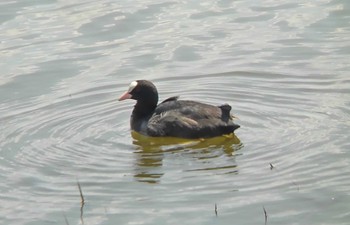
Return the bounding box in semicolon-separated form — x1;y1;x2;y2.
119;80;240;139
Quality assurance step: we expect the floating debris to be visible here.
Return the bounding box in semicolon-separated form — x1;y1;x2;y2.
63;213;70;225
263;206;268;225
292;181;300;192
77;180;85;225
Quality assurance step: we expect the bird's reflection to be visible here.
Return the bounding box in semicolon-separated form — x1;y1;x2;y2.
131;131;242;184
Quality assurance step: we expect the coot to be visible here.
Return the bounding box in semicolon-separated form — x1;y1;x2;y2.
119;80;240;139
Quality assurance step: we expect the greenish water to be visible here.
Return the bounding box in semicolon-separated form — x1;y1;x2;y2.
1;0;349;224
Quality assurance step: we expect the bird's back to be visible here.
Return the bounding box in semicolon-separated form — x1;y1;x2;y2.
147;97;239;138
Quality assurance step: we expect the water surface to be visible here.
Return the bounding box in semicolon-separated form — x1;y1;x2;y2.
1;0;349;224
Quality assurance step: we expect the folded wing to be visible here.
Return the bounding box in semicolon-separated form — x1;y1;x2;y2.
147;97;240;138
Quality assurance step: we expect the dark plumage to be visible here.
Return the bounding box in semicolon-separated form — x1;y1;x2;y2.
119;80;240;139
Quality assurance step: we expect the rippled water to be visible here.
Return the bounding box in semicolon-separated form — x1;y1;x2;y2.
1;0;349;224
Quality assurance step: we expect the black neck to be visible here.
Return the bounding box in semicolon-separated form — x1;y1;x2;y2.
133;101;157;116
130;101;157;132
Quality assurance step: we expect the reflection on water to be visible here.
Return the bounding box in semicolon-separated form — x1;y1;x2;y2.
131;131;242;183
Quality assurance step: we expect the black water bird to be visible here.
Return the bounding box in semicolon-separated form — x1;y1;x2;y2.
119;80;240;139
